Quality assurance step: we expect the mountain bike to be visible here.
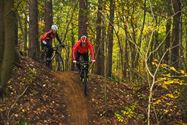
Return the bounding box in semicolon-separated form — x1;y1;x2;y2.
40;44;64;71
76;61;89;96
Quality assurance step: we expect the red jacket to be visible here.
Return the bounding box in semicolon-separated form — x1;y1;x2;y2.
73;39;95;60
40;30;61;43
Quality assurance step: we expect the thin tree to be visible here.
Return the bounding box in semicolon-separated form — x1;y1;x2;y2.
186;24;187;71
24;12;28;52
106;0;115;77
44;0;53;32
95;0;104;76
71;22;75;70
78;0;88;38
0;0;5;97
23;3;28;53
28;0;39;60
164;0;171;64
171;0;181;68
0;0;4;71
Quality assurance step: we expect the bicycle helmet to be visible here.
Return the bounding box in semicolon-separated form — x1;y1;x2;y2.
51;24;58;31
80;35;87;43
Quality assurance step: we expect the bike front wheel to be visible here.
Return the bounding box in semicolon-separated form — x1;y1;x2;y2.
55;54;64;71
83;69;88;96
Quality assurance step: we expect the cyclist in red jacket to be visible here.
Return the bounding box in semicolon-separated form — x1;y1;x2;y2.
73;35;95;70
40;24;64;62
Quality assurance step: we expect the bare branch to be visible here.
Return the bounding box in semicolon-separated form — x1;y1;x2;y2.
7;86;28;122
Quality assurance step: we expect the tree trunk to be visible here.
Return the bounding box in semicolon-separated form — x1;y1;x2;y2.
0;0;4;70
165;17;171;64
121;0;128;79
124;39;128;78
171;0;181;68
0;0;16;96
106;0;115;77
45;0;53;32
180;22;187;122
101;18;106;76
95;0;104;75
71;23;75;70
28;0;39;60
24;11;28;53
78;0;88;38
186;25;187;72
102;0;107;76
0;0;4;95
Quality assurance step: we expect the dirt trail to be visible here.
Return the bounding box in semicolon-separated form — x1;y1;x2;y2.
53;71;89;125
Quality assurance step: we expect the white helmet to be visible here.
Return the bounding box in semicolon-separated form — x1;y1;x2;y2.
80;35;87;43
51;24;58;31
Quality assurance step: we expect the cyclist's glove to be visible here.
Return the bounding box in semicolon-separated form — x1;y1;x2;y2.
42;40;47;45
92;60;96;63
73;60;77;63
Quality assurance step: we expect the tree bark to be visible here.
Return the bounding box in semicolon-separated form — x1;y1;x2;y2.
106;0;115;77
95;0;104;75
71;23;75;70
0;0;4;70
24;11;28;52
28;0;39;60
180;22;187;122
78;0;88;38
186;25;187;72
45;0;53;32
0;0;16;96
101;19;106;76
121;0;128;79
171;0;181;68
0;0;4;95
165;17;171;63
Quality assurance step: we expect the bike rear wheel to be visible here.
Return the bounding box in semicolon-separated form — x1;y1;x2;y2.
55;54;64;71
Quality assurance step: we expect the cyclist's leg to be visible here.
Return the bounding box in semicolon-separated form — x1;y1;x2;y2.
83;52;89;70
82;52;89;62
82;52;89;73
76;51;81;71
40;42;48;61
46;42;53;62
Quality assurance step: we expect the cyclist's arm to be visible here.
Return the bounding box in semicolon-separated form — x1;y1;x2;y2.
41;30;51;41
56;33;62;44
73;41;80;60
88;41;95;60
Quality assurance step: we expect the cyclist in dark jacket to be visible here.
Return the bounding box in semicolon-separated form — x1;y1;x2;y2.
40;24;64;61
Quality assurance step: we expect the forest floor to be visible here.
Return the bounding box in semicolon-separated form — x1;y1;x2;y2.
0;58;183;125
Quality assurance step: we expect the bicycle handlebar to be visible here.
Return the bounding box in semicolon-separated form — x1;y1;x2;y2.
75;61;93;65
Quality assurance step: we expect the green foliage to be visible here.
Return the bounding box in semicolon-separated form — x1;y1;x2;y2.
151;59;187;120
16;119;28;125
115;102;137;123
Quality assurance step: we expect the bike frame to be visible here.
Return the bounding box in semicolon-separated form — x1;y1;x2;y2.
41;44;64;71
77;60;92;96
48;45;62;61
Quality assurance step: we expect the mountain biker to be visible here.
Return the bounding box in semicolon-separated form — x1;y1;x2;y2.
72;35;95;71
40;24;64;63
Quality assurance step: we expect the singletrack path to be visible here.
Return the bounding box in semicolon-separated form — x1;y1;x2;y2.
53;71;89;125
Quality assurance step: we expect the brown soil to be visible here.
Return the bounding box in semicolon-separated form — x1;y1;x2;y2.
53;71;89;125
0;58;181;125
